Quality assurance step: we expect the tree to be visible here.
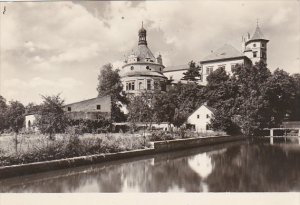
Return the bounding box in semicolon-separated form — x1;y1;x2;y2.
36;94;68;140
290;74;300;120
181;61;201;82
0;95;8;132
6;100;25;152
127;91;154;129
205;67;240;134
263;69;296;127
97;63;128;122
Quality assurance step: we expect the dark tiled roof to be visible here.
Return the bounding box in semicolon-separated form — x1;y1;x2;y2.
201;44;244;62
133;44;156;62
250;25;266;40
124;70;166;78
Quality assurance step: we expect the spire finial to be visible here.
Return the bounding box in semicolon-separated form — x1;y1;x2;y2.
142;21;143;28
256;18;259;27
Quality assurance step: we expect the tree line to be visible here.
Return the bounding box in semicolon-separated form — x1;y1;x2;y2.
98;61;300;136
1;60;299;137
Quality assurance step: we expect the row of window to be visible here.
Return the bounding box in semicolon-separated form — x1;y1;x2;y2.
253;42;265;48
253;51;267;58
126;79;152;91
67;105;101;112
130;66;162;72
197;114;210;119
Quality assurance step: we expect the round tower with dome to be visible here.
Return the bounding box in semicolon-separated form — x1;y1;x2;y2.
120;23;167;95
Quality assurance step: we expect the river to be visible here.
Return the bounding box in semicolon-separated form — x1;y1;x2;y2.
0;141;299;192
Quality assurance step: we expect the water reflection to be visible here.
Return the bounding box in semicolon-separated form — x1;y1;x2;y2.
0;141;299;192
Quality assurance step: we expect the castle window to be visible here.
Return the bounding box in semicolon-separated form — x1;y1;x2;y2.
131;66;134;70
96;105;101;110
206;114;210;119
126;81;135;91
253;43;256;47
262;43;265;48
197;115;200;119
67;107;71;111
146;66;150;70
253;51;257;58
159;67;162;71
147;79;152;90
206;66;213;75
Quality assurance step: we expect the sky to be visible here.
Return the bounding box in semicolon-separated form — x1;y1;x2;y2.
0;0;299;105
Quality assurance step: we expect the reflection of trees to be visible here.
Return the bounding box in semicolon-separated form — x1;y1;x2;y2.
206;143;300;192
4;141;298;193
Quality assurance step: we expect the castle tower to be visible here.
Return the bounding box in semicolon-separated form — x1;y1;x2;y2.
138;22;147;45
120;23;167;95
243;23;269;65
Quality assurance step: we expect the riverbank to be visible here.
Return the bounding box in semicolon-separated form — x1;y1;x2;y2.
0;135;246;179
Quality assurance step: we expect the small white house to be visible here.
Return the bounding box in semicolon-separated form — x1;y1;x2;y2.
187;104;215;133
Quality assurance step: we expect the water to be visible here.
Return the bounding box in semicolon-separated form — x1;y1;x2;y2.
0;141;299;192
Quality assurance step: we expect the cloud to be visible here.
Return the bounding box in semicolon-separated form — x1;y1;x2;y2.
0;1;299;104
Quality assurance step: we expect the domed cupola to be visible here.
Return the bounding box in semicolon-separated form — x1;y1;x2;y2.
120;23;167;95
138;22;147;46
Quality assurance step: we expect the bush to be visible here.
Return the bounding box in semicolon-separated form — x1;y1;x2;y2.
148;130;176;141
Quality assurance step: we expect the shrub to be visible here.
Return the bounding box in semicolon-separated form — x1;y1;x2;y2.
148;130;176;141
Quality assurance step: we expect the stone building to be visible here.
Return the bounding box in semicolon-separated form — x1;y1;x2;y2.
120;24;167;95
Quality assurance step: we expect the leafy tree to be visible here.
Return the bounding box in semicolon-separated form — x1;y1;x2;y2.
0;95;8;132
205;67;240;134
6;100;25;133
182;60;201;82
127;91;154;128
36;94;68;140
263;69;296;127
6;100;25;152
290;74;300;120
97;63;128;122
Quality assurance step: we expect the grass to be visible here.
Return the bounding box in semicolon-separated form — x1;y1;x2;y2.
0;132;149;166
0;129;225;167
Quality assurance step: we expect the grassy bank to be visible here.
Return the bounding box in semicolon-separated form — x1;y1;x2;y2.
0;133;149;166
0;130;225;167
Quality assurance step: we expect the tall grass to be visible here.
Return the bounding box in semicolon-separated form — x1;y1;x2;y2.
0;133;149;166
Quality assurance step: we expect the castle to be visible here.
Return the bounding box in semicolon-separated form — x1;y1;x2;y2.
161;23;269;86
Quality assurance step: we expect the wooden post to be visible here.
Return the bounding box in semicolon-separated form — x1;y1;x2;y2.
298;129;300;145
270;129;274;145
270;136;273;144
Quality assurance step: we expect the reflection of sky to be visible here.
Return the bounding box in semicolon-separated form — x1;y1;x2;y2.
188;153;213;179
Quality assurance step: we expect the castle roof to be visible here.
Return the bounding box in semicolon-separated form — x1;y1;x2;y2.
246;24;269;44
120;70;166;78
251;25;265;40
163;64;189;72
201;44;245;63
133;44;156;62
